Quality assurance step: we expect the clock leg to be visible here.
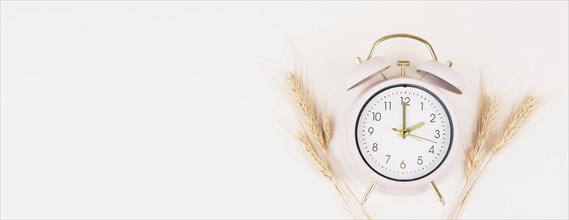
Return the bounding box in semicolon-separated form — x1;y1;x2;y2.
430;181;446;206
360;181;377;205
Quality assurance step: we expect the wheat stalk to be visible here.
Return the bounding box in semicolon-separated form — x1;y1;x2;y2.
449;87;541;219
285;67;371;219
448;79;499;219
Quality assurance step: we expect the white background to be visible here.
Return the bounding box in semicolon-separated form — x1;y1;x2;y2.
1;1;567;219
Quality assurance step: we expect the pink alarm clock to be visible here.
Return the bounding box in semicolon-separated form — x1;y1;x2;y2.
343;34;464;205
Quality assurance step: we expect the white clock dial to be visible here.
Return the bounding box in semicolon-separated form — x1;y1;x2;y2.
355;84;453;181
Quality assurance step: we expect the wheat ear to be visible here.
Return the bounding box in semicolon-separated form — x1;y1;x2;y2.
467;80;499;180
322;115;332;148
288;73;327;149
298;133;332;181
490;93;539;155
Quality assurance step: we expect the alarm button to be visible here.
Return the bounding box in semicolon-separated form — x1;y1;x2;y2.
416;60;464;94
345;56;390;91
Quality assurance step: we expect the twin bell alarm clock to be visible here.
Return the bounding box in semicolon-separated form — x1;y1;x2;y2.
343;33;464;205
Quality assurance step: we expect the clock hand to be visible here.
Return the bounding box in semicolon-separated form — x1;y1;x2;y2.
406;134;424;142
392;128;438;144
407;122;425;133
407;133;438;144
402;101;407;136
391;128;422;142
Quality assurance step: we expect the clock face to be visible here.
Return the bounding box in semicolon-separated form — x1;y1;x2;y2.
355;84;453;181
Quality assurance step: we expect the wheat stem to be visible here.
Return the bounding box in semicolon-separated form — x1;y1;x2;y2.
333;157;373;219
448;179;468;219
453;157;493;219
332;178;356;219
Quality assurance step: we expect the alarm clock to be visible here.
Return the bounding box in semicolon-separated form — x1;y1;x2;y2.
343;34;464;204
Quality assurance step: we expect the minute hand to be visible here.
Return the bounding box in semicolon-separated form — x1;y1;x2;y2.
402;102;407;131
407;133;438;144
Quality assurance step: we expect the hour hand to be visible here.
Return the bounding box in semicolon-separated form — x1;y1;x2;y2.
407;122;425;133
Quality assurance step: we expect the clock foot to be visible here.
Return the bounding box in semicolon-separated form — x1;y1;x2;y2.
430;181;446;206
360;181;377;205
